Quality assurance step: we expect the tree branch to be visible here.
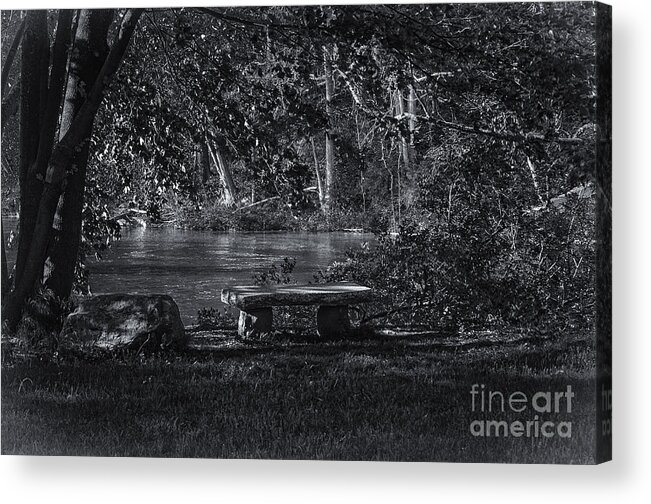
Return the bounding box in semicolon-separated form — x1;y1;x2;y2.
1;15;26;97
427;117;590;145
1;83;20;134
196;7;296;31
336;65;588;146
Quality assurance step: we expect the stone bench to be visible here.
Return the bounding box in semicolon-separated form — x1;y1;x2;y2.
221;282;373;338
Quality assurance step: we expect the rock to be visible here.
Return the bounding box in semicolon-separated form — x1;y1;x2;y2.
60;294;188;351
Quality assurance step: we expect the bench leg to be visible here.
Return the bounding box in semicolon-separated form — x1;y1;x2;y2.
317;305;350;338
238;308;273;338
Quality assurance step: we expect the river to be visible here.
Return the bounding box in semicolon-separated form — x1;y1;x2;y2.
84;226;373;323
2;218;373;323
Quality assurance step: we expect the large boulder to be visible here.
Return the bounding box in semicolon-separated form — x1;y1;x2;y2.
60;294;188;351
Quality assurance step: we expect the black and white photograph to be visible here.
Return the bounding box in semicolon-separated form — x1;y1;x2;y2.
1;1;611;466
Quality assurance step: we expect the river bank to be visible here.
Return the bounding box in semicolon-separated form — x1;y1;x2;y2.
170;200;388;233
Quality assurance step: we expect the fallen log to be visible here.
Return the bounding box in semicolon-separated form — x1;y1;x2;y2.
109;208;147;223
233;186;320;213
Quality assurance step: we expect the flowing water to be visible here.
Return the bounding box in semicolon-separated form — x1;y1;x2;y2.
85;226;373;323
2;217;372;323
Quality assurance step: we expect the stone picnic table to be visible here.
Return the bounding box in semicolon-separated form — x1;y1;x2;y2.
221;282;373;338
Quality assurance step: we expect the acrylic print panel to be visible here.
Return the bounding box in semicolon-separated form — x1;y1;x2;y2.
0;2;611;464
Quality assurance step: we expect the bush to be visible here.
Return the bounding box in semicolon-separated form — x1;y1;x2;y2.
318;193;595;331
252;257;296;286
14;287;75;351
196;306;237;329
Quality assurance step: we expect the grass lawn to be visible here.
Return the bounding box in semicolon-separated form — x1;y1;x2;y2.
1;326;597;463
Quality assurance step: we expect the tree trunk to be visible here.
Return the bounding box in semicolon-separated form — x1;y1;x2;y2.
323;45;335;215
395;88;410;170
29;10;75;268
265;25;273;61
310;136;325;208
14;11;49;289
3;9;142;328
35;10;74;174
215;148;237;206
43;9;114;299
526;156;545;205
207;141;237;207
407;84;417;163
1;221;9;299
199;142;211;184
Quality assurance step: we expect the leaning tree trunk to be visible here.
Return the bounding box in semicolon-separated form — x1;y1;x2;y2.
43;9;114;299
3;9;142;329
206;141;237;207
215;148;237;206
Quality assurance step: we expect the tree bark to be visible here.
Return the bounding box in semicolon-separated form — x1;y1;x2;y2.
199;141;211;184
310;137;325;208
15;11;49;289
33;10;74;191
215;147;237;206
395;88;410;169
207;141;237;206
323;45;335;215
4;9;142;328
24;10;74;247
526;156;545;205
43;9;114;299
407;84;417;163
1;221;9;299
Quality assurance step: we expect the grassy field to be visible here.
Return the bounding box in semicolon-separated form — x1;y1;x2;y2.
1;326;597;463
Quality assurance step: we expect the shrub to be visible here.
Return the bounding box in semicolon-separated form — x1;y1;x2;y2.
196;306;237;329
14;287;75;351
253;257;296;286
318;193;595;331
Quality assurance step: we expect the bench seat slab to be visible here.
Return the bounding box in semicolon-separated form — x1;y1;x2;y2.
222;282;372;311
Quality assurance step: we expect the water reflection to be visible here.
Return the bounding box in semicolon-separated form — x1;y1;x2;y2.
88;227;373;323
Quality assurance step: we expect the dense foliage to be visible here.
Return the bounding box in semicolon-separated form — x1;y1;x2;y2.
2;3;599;332
319;193;594;329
